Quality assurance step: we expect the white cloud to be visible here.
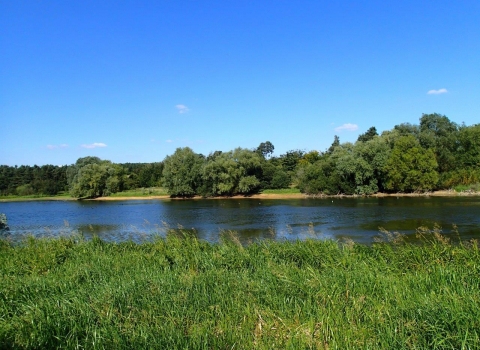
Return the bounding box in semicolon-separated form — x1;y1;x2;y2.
46;145;57;150
334;123;358;132
427;88;448;95
165;139;173;143
81;142;107;149
176;104;189;114
60;144;69;148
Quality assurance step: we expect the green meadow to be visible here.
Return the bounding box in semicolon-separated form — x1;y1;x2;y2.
1;228;479;349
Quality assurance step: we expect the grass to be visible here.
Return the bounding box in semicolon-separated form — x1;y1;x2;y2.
261;188;301;194
0;192;72;202
109;187;169;197
1;226;479;349
454;183;480;193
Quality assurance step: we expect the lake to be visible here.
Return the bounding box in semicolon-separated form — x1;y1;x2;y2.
1;196;479;244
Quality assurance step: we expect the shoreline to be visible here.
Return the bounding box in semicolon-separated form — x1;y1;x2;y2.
96;190;479;201
1;190;479;203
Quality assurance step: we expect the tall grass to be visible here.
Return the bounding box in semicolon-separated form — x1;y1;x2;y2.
1;229;479;349
109;187;169;197
261;188;301;194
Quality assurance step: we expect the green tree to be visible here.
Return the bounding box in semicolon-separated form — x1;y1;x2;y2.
456;124;480;168
357;126;378;142
202;148;262;196
162;147;204;197
296;158;344;195
327;135;340;154
256;141;275;159
384;135;439;192
259;162;290;189
279;150;305;173
419;113;459;173
298;150;322;167
70;162;120;198
67;157;102;191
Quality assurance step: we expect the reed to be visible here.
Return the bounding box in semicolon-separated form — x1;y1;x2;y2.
1;228;479;349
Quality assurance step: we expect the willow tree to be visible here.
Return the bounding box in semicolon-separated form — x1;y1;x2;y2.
202;148;262;196
162;147;204;197
70;161;121;198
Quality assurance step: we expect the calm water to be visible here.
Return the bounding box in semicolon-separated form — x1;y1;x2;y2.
1;197;479;244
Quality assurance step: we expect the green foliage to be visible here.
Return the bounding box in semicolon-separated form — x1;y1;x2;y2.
298;138;390;195
66;156;102;189
261;188;301;194
259;162;290;189
202;148;262;196
70;162;121;198
0;164;68;196
298;150;322;167
119;162;164;189
384;135;439;192
439;168;480;188
162;147;204;197
109;187;169;197
456;124;480;168
296;158;345;195
453;183;480;192
357;126;378;142
256;141;274;159
16;184;35;196
327;135;340;154
278;149;305;173
419;113;459;172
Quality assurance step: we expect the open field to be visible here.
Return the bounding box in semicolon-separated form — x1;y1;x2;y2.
1;228;479;349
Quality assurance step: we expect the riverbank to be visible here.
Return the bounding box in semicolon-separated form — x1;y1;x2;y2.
92;190;480;201
1;232;479;348
1;190;479;202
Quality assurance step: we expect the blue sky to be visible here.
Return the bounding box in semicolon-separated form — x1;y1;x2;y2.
1;1;479;166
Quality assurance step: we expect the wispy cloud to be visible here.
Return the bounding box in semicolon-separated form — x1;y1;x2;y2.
81;142;107;149
427;88;448;95
176;104;189;114
46;144;69;150
165;139;173;143
335;123;358;132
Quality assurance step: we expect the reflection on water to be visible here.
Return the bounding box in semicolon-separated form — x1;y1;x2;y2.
1;196;479;244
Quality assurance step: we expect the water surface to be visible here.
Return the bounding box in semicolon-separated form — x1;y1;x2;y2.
1;197;479;244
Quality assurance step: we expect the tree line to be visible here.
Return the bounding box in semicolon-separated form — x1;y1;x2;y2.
0;160;163;197
1;113;479;198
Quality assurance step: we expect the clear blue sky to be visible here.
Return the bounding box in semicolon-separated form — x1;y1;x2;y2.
1;1;479;166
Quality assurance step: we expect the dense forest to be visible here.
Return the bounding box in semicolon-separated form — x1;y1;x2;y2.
1;113;479;198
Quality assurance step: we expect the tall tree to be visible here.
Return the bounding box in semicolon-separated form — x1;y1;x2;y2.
357;127;378;142
70;162;120;198
202;148;262;196
162;147;204;197
384;135;439;192
327;135;340;154
419;113;459;173
256;141;275;159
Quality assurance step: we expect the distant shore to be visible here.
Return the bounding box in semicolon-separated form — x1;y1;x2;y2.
95;190;479;201
1;190;479;203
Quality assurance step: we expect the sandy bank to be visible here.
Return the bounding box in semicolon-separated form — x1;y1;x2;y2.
2;191;478;203
91;190;479;201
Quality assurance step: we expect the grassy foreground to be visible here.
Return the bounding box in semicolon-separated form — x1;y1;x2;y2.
1;230;479;349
